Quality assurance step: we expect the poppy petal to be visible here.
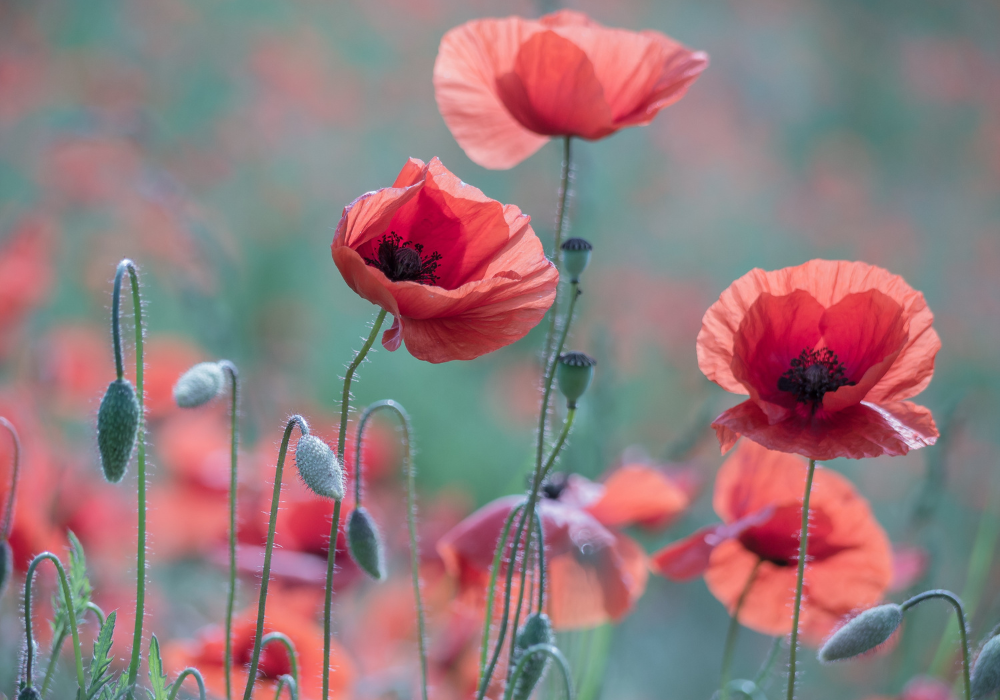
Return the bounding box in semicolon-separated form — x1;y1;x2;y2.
649;526;721;580
585;464;690;528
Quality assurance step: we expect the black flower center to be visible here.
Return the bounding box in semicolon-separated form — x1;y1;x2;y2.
363;232;442;285
541;473;569;500
777;347;855;411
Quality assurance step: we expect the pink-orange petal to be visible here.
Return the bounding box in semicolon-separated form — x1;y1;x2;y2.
585;464;690;528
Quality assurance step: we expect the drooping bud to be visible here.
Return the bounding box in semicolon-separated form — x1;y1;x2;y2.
347;507;385;580
973;633;1000;698
818;604;903;663
0;539;10;597
97;379;140;483
511;613;555;700
18;686;42;700
295;435;344;501
556;352;596;408
560;238;592;283
173;362;225;408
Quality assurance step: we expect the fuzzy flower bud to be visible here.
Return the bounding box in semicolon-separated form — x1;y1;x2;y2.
818;604;903;662
511;613;556;700
973;634;1000;698
0;539;10;598
294;435;344;500
347;507;386;580
560;238;592;283
18;686;42;700
173;362;226;408
97;379;140;483
556;352;596;408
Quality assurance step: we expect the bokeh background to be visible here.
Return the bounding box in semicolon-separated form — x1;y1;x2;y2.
1;0;999;698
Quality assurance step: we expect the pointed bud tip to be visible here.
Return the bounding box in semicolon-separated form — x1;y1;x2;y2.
97;378;140;483
347;507;386;580
18;687;42;700
173;362;226;408
294;435;344;500
973;634;1000;698
818;604;903;663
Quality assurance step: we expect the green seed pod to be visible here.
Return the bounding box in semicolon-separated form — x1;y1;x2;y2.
347;507;385;580
556;352;596;408
97;379;140;483
18;686;42;700
295;435;344;501
560;238;592;283
0;539;11;597
818;604;903;663
511;613;555;700
973;633;1000;698
173;362;225;408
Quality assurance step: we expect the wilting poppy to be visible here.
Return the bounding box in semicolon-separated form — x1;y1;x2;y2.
434;10;708;170
438;464;693;629
698;259;940;460
332;157;558;363
651;440;892;644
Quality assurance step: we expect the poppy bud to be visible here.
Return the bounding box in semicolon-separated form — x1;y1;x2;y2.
295;435;344;501
556;352;596;408
0;539;10;597
18;686;41;700
511;613;555;700
173;361;225;408
818;604;903;663
97;379;140;483
973;633;1000;698
347;507;385;580
560;238;592;283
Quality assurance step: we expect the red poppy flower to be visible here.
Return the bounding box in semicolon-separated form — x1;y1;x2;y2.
863;676;955;700
433;10;708;169
332;157;558;362
651;440;892;644
437;466;692;630
698;259;940;460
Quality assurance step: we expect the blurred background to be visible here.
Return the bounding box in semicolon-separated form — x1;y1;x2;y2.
0;0;999;698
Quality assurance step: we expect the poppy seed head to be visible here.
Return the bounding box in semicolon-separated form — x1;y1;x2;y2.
557;352;596;408
818;604;902;663
560;237;592;282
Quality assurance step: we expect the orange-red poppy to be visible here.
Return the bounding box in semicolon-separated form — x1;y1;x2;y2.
651;440;892;644
434;10;708;169
698;260;940;460
0;214;55;359
438;465;692;630
331;157;558;363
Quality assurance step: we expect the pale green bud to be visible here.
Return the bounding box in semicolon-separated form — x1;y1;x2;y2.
973;634;1000;698
511;613;555;700
818;604;902;662
294;435;344;500
347;507;385;580
173;362;225;408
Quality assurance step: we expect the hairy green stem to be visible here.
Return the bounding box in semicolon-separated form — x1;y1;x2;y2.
785;458;816;700
534;512;546;614
324;308;387;700
40;628;67;696
274;675;298;700
536;281;580;477
242;415;309;700
23;552;86;691
261;632;300;691
0;417;21;540
901;589;971;700
219;360;240;700
541;136;574;365
502;643;574;700
168;667;207;700
479;503;527;677
720;560;762;700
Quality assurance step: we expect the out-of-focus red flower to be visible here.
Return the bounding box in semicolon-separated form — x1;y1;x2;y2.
142;336;207;419
433;10;708;169
0;215;55;358
863;676;955;700
42;136;140;205
651;440;892;645
438;466;692;630
332;157;558;363
164;590;355;700
38;324;112;415
698;260;940;460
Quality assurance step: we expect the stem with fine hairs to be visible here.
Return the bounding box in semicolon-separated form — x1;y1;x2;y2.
785;458;817;700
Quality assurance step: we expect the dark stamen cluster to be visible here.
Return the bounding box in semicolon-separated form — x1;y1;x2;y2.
363;232;442;285
777;347;854;411
541;472;570;500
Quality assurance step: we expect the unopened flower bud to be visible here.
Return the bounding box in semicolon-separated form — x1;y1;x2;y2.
295;435;344;501
0;540;10;597
818;604;903;663
556;352;596;408
97;379;140;483
560;238;592;282
173;362;225;408
973;634;1000;698
347;507;385;580
511;613;555;700
18;686;42;700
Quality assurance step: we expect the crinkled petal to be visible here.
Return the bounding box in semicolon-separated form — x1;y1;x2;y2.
585;464;690;529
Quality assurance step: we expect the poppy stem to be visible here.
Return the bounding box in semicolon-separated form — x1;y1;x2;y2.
40;628;68;696
900;590;972;700
720;560;762;700
0;417;21;542
218;360;240;700
541;136;574;373
479;503;527;678
501;643;574;700
785;458;816;700
167;667;207;700
324;308;388;700
114;260;148;690
355;400;429;700
22;552;86;693
536;281;581;480
260;632;300;692
242;415;309;700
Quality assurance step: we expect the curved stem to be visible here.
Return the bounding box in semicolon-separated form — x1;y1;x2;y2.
219;360;240;700
540;136;574;366
900;589;972;700
114;260;147;689
0;417;21;540
720;560;762;700
168;667;208;700
502;643;574;700
753;637;783;687
323;309;387;700
785;458;817;700
479;503;527;677
260;632;300;692
274;675;298;700
535;281;580;480
23;552;86;691
241;415;309;700
355;400;428;700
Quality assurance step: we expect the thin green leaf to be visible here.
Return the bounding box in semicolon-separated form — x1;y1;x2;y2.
147;635;169;700
52;531;93;636
87;610;117;698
